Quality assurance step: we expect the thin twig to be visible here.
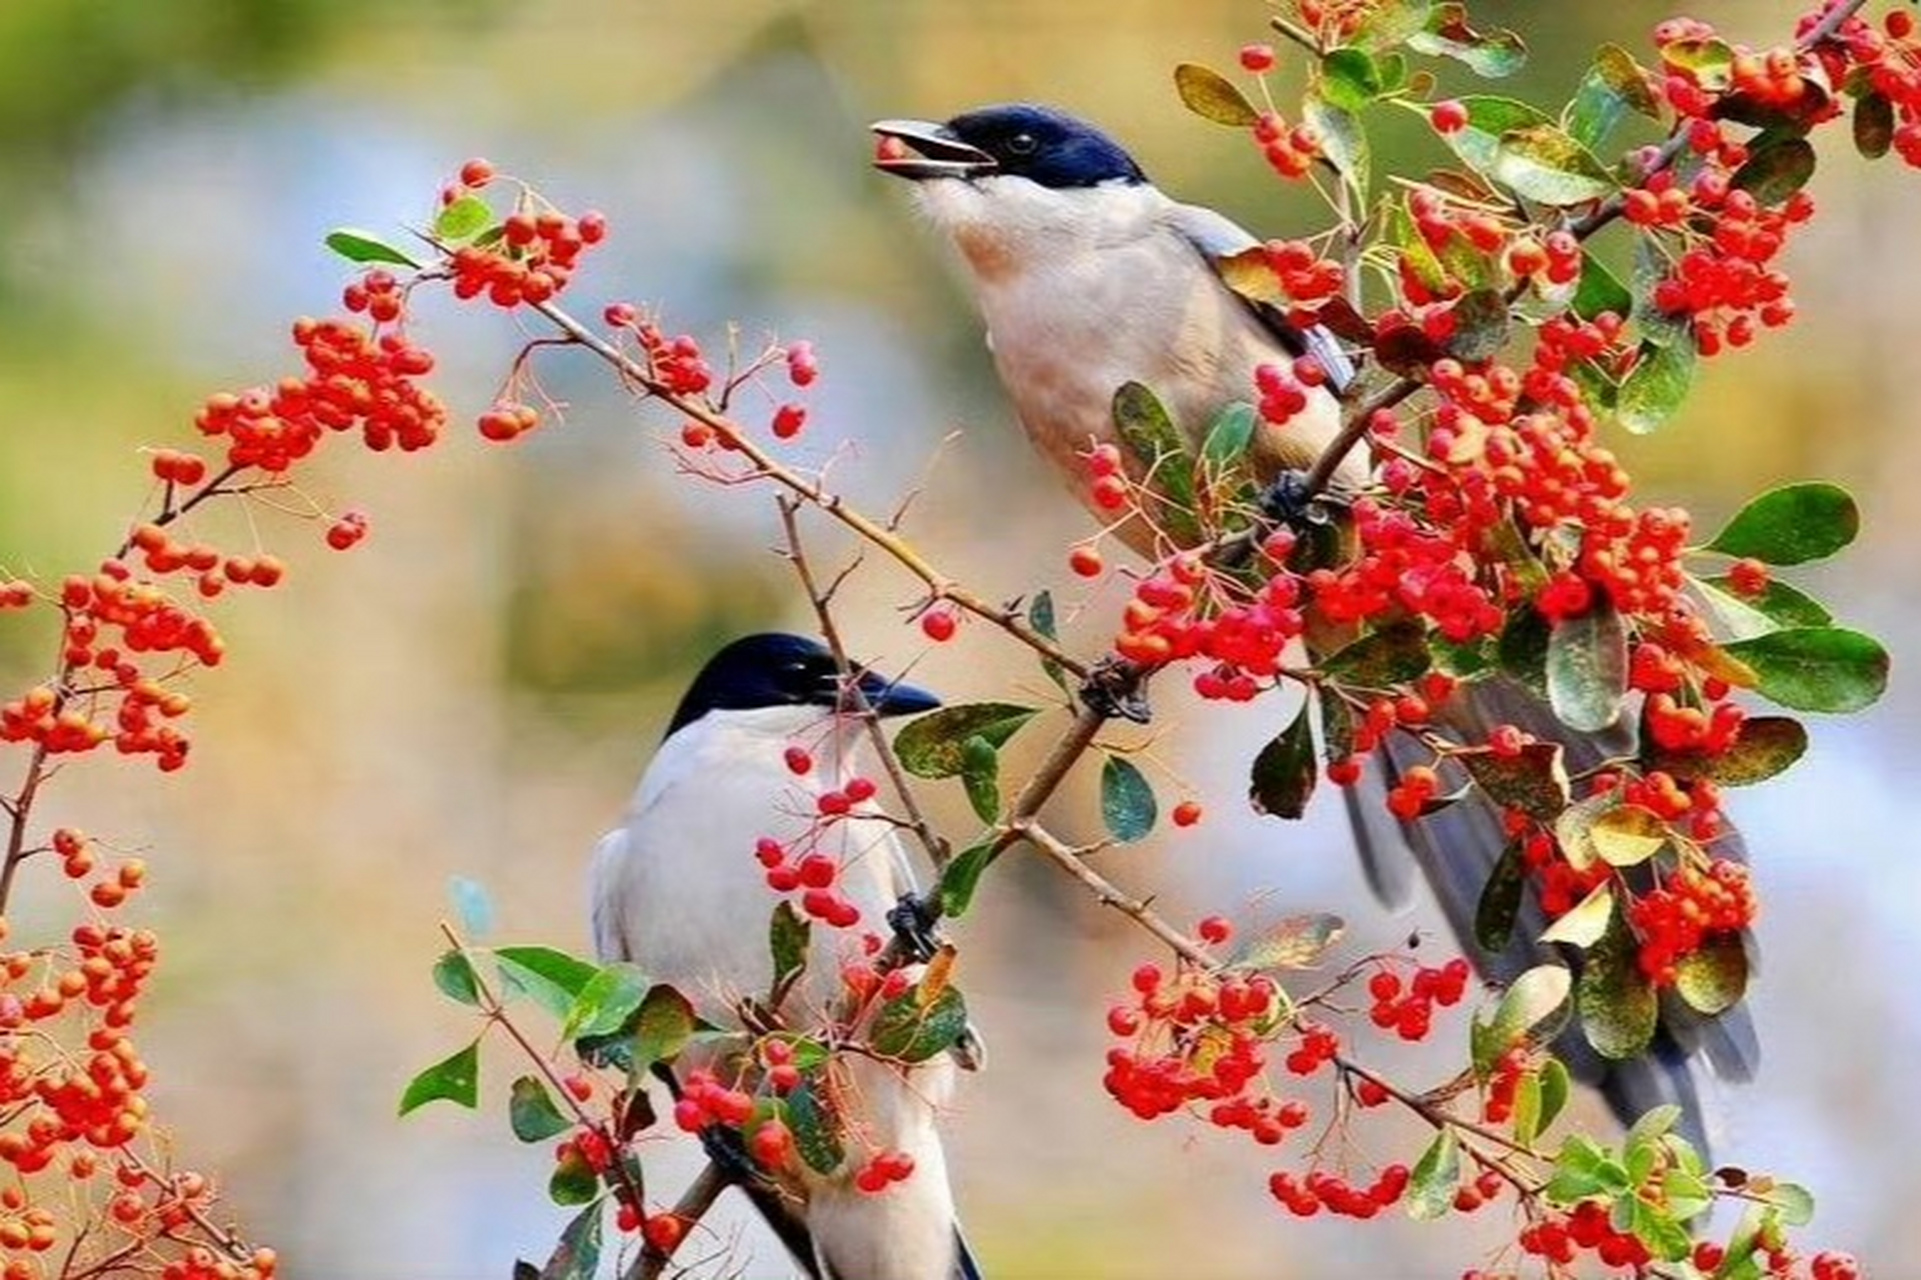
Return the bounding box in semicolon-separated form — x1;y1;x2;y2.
528;299;1087;681
628;1162;730;1280
776;497;951;871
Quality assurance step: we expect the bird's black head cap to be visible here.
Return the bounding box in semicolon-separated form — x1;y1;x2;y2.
666;633;940;738
874;103;1147;189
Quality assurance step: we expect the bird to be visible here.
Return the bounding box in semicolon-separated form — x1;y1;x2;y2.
589;632;982;1280
872;102;1756;1149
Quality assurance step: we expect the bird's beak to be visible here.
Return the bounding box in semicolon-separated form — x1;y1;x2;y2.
853;665;942;717
871;119;996;181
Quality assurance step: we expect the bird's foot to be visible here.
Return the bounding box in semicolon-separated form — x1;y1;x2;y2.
1079;656;1151;724
886;892;943;964
1257;469;1346;531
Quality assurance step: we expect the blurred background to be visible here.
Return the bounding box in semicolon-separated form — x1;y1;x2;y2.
0;1;1914;1275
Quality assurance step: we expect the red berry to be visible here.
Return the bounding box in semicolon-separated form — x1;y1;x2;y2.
1069;545;1104;578
1430;100;1470;134
920;609;957;642
459;158;495;188
1196;915;1232;945
1171;800;1202;828
1239;43;1276;73
772;403;807;440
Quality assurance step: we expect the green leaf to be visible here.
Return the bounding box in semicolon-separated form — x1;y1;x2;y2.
1319;694;1355;766
1475;839;1526;953
1498;606;1552;700
1567;44;1660;151
1571;251;1633;321
1630;1198;1693;1262
786;1078;846;1175
869;985;969;1063
1445;289;1510;361
433;950;481;1007
1511;1069;1544;1146
1589;804;1667;867
1537;1057;1571;1133
1544;1134;1616;1202
548;1144;598;1206
770;900;811;992
1201;402;1258;471
1541;882;1616;948
1547;598;1628;733
1855;90;1895;160
1626;1102;1682;1154
324;228;421;268
1356;0;1435;49
1303;93;1370;201
632;984;697;1077
563;962;651;1041
1721;627;1889;713
399;1039;481;1116
1101;755;1157;842
538;1202;604;1280
1662;37;1734;91
1704;482;1859;566
510;1075;574;1143
1732;136;1817;207
937;841;995;919
1426;95;1554;180
959;735;1002;823
1579;906;1658;1060
893;703;1039;778
1760;1182;1815;1227
1114;378;1198;538
1249;703;1318;819
1175;63;1261;126
1029;590;1070;696
1408;5;1526;78
448;875;496;939
434;194;494;241
1461;742;1570;822
1406;1129;1461;1220
1232;912;1344;971
1675;934;1748;1015
1319;49;1385;111
1618;338;1696;434
1553;790;1618;872
1493;124;1615;206
1699;575;1832;634
1320;620;1431;688
495;946;601;1021
1476;964;1573;1071
1650;714;1808;787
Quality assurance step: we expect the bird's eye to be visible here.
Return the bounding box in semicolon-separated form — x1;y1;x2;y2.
1006;132;1038;157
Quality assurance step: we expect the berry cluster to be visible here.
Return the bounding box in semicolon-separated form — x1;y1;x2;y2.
1627;858;1757;984
751;762;881;930
196;316;445;469
1364;959;1471;1043
443;160;606;308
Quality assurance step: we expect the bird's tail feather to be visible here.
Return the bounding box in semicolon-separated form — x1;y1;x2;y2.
1349;674;1759;1154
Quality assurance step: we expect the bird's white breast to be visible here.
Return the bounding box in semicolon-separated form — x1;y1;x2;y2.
914;177;1311;504
591;707;905;1020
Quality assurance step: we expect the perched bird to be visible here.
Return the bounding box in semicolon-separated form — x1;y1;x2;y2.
590;633;980;1280
873;103;1755;1146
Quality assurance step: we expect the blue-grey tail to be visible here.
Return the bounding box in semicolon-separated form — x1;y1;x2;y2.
1348;675;1758;1156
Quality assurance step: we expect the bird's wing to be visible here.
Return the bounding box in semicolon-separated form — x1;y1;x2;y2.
587;827;632;963
1356;675;1758;1153
1168;201;1356;394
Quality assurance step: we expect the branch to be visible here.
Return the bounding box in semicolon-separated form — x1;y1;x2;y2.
776;497;952;872
526;299;1087;682
627;1161;729;1280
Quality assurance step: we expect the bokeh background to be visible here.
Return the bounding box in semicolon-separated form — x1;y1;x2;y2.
1;1;1915;1276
